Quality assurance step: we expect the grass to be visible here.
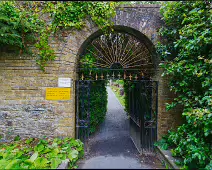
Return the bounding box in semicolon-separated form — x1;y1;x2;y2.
110;85;125;108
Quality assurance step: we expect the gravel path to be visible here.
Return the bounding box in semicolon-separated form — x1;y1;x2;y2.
78;86;163;169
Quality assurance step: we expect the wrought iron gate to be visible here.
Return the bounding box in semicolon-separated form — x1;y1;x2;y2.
75;79;107;144
75;80;91;142
128;80;158;153
75;75;158;152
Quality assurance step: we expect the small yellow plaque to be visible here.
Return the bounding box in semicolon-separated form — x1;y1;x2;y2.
46;88;71;100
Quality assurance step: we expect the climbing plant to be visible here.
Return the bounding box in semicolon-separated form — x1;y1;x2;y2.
0;1;117;71
156;1;212;169
0;2;44;54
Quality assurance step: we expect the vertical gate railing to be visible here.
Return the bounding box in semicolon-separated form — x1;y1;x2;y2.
128;80;158;153
75;69;158;153
76;80;91;143
75;79;107;149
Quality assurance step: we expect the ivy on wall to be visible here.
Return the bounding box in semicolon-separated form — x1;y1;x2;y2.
0;1;117;71
156;1;212;169
0;2;44;54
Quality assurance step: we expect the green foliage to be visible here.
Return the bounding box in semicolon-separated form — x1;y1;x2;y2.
165;109;211;169
35;29;56;71
43;2;117;32
123;80;135;113
78;81;108;134
158;1;211;110
79;50;108;134
14;135;21;141
157;1;212;169
115;80;124;86
110;84;125;108
0;2;42;53
0;1;117;71
154;137;169;150
89;81;108;134
0;137;84;169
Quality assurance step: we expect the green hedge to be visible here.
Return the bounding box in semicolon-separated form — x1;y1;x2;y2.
123;80;132;113
89;80;108;134
78;44;109;135
78;80;108;135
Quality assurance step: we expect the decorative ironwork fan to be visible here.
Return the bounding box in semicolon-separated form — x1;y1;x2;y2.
79;31;155;80
80;31;153;70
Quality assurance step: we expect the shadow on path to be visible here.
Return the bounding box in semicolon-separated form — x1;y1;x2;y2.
78;86;163;169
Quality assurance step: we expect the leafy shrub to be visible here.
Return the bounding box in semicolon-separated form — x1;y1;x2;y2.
79;47;108;135
89;81;108;134
0;137;84;169
78;80;108;135
157;108;212;169
156;1;212;169
123;80;136;113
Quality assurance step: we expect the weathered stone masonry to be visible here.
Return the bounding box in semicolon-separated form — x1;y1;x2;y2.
0;4;182;141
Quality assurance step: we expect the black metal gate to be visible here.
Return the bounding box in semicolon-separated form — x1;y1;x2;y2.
75;80;91;143
75;79;107;145
128;80;158;153
75;75;158;153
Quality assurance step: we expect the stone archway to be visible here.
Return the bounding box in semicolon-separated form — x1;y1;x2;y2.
75;25;159;153
76;25;159;78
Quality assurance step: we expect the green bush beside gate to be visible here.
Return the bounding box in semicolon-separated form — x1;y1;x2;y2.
79;47;108;134
155;1;212;169
89;81;108;134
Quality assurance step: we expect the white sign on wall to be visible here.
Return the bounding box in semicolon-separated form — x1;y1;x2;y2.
58;78;72;87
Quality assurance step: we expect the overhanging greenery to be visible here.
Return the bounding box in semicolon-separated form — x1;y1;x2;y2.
0;1;117;71
156;1;212;169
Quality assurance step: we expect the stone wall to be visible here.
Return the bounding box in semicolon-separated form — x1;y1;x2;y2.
0;4;182;141
0;52;75;140
0;18;98;140
153;67;183;140
114;4;163;46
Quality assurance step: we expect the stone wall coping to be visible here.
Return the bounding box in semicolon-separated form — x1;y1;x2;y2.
156;146;182;169
117;4;161;8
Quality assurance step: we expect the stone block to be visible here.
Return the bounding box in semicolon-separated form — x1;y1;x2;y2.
58;117;75;127
55;127;75;137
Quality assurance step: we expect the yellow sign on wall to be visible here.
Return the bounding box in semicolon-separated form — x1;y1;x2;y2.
46;88;71;100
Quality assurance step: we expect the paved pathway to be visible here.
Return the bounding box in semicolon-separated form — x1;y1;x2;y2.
78;86;163;169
